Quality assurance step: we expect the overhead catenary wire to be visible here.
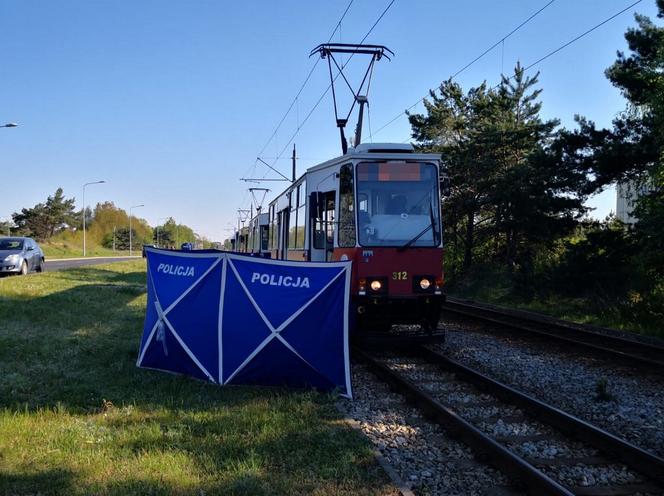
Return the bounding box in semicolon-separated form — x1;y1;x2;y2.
394;0;645;145
498;0;643;87
265;0;397;171
241;0;355;181
233;0;643;235
236;1;357;218
372;0;558;137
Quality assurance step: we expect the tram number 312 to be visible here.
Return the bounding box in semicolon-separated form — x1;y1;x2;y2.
392;271;408;281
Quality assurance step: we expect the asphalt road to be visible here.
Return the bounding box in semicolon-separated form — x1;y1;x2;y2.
44;256;141;271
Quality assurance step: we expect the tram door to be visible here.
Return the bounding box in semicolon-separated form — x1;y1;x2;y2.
309;191;336;262
277;209;289;260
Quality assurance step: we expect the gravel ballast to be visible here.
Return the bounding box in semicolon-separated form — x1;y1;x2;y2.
338;364;513;495
434;318;664;458
382;355;645;488
343;352;651;495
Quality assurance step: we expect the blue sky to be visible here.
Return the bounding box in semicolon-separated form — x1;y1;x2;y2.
1;0;659;241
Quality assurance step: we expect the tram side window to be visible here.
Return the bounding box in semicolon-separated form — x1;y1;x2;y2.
252;223;258;252
268;205;275;250
313;191;336;249
286;186;307;250
338;163;356;247
260;225;269;251
295;184;306;249
278;209;287;254
288;191;297;249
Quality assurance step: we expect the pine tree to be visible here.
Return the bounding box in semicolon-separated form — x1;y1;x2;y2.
12;188;77;240
409;79;498;270
409;65;588;279
490;65;585;274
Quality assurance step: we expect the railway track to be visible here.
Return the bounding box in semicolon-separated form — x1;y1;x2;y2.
442;298;664;374
356;345;664;496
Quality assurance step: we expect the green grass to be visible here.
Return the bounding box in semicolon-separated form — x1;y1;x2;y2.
448;265;662;337
41;240;131;259
0;261;392;495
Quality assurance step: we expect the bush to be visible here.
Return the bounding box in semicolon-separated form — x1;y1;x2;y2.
551;221;637;299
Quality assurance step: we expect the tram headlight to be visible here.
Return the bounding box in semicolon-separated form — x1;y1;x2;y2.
370;280;382;291
414;275;436;293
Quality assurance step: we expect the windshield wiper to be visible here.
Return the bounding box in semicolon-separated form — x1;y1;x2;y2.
397;202;438;252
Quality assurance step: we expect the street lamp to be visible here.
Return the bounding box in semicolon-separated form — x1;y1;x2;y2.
82;180;105;257
1;123;17;128
129;204;144;256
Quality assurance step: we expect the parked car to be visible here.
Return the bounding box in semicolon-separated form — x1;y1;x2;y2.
0;237;45;275
180;242;193;251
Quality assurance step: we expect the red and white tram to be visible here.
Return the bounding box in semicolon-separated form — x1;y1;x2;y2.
252;142;445;336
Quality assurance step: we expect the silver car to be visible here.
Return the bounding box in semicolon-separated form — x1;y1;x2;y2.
0;237;45;275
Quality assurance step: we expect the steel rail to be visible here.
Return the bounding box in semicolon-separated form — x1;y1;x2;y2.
355;347;575;496
442;298;664;374
414;345;664;488
356;345;664;495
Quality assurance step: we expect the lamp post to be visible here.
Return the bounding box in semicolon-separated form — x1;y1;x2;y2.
129;204;144;256
82;180;105;256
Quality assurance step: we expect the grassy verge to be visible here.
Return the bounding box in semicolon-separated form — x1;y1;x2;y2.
448;265;662;337
0;261;392;495
41;240;131;259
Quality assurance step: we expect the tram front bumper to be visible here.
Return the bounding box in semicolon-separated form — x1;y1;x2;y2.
353;294;444;327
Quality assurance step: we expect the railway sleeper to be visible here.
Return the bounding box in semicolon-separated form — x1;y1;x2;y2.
412;346;664;488
357;347;664;495
442;304;664;374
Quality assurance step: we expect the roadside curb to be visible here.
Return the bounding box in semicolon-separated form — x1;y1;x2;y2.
46;256;142;262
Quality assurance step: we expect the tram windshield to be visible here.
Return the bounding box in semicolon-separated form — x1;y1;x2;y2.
356;162;441;247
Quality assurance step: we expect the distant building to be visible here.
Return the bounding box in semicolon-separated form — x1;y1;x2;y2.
616;179;652;224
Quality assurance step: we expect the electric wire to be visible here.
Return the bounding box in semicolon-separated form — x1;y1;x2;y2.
451;0;556;81
236;1;356;219
243;0;355;180
372;0;558;137
394;0;644;143
233;0;641;237
503;0;643;84
266;0;397;170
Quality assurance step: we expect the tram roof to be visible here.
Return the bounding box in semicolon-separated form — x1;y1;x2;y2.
266;143;442;207
305;143;441;175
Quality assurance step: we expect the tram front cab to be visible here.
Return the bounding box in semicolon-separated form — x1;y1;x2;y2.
327;156;445;336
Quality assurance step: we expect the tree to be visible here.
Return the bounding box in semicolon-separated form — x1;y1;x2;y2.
409;65;588;278
0;220;13;236
409;79;499;270
546;0;664;327
560;2;663;272
12;188;78;240
606;0;664;277
489;65;587;273
560;1;663;189
92;202;129;246
112;228;132;251
152;218;195;248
